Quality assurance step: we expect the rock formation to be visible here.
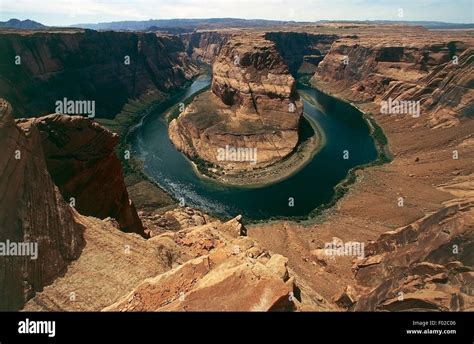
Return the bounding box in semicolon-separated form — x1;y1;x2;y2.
265;32;337;75
183;30;232;64
0;100;85;311
169;34;303;172
1;24;473;313
18;114;145;236
249;25;474;312
0;102;310;312
140;207;211;238
312;32;473;128
104;216;297;311
354;198;473;311
24;215;325;311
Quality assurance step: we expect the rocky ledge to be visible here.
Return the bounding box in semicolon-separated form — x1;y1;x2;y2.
25;215;332;311
169;34;311;185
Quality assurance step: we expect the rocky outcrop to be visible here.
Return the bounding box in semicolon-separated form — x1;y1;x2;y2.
0;30;199;119
353;198;473;311
18;114;145;236
25;215;309;311
169;34;303;172
140;207;211;238
312;34;473;128
104;216;295;311
182;31;232;64
0;100;85;311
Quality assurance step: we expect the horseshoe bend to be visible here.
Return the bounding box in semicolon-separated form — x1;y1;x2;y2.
0;7;473;322
169;34;313;186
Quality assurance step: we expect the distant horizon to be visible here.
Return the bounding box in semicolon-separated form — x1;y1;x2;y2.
2;17;474;28
1;0;472;26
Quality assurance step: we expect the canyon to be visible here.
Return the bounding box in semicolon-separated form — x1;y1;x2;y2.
0;23;472;312
0;29;199;119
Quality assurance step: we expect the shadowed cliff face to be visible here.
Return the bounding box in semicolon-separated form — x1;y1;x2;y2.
0;29;199;119
265;32;338;75
19;115;145;236
0;101;85;311
182;31;232;64
0;101;148;310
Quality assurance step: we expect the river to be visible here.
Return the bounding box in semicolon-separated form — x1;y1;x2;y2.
130;74;377;221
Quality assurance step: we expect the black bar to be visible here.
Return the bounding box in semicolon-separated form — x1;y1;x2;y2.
0;312;472;343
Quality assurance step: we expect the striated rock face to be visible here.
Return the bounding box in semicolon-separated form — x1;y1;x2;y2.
18;114;145;236
0;30;199;119
353;199;474;311
169;34;303;171
0;100;85;311
265;32;337;75
183;31;232;64
312;35;473;128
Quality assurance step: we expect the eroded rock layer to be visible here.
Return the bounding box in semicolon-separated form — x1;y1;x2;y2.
183;30;232;64
249;26;474;312
354;199;474;311
18;114;145;236
25;215;332;311
265;31;337;75
312;34;473;128
169;34;303;171
0;101;85;310
0;30;199;119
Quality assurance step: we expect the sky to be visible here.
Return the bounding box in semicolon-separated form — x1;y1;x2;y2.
0;0;472;26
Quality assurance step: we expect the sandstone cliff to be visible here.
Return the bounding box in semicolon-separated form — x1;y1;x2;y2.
265;31;337;75
0;100;85;311
312;33;473;128
169;34;303;172
0;100;311;312
0;29;199;119
182;30;232;64
19;114;145;236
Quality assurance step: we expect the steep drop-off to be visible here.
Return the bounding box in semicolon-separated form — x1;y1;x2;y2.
182;30;232;64
265;31;337;75
0;100;85;310
250;26;474;312
312;35;473;128
20;115;145;236
0;29;199;119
